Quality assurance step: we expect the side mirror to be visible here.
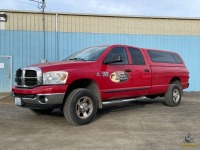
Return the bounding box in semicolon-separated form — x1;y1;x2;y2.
104;54;123;64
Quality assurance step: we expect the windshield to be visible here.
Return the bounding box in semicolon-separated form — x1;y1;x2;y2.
65;46;108;61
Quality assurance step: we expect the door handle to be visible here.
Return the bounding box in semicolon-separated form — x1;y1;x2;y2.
125;69;131;72
144;69;150;72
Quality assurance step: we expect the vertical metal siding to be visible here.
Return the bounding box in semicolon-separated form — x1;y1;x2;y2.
1;31;200;91
4;12;200;35
0;30;43;73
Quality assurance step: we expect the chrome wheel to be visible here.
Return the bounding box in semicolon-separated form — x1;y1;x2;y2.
173;89;180;103
76;96;93;119
164;83;182;107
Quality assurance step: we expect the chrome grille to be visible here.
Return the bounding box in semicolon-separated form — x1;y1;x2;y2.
15;67;42;88
25;70;37;77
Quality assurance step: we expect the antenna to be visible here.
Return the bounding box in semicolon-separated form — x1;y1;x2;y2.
30;0;46;11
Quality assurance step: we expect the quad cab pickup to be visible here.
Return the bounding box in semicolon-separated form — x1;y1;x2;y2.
12;45;189;125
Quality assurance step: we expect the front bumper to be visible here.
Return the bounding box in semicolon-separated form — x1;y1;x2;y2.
12;85;68;109
13;93;65;109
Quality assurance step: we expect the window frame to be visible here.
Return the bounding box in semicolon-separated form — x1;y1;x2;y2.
147;50;183;64
103;47;129;65
128;47;146;65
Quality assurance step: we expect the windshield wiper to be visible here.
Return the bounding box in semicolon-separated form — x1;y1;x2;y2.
68;57;86;61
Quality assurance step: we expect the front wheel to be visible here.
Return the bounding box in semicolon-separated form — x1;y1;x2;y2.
63;88;97;125
164;84;182;107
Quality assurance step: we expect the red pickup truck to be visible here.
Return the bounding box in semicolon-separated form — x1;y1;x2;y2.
12;44;189;125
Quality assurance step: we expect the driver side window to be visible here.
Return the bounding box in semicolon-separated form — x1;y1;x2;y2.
104;47;128;64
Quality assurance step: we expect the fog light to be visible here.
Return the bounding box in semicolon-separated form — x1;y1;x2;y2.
38;96;48;104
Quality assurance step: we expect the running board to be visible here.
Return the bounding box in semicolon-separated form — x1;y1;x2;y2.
102;96;146;105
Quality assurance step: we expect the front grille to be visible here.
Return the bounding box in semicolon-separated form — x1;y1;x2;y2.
15;67;42;88
16;69;22;77
25;78;38;86
15;77;22;85
25;70;37;77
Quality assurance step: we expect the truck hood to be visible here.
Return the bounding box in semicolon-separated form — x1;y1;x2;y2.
29;60;97;72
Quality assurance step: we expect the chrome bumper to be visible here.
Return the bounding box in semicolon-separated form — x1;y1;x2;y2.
13;93;65;109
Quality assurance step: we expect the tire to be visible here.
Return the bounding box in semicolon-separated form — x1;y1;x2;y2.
164;84;182;107
63;88;98;125
31;109;53;114
171;80;183;95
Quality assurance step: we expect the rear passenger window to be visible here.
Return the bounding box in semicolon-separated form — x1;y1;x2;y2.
171;53;183;64
147;50;179;63
128;47;145;65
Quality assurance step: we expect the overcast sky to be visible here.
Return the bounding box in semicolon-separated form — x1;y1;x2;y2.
0;0;200;17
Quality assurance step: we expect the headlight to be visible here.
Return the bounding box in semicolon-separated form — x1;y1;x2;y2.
43;71;68;85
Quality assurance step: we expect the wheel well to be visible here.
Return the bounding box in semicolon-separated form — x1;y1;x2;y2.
170;77;180;84
62;79;102;109
170;77;183;94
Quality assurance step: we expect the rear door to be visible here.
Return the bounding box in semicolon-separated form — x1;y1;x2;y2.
0;56;12;92
127;47;151;96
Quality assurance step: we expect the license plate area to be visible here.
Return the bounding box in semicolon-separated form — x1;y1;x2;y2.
15;97;22;106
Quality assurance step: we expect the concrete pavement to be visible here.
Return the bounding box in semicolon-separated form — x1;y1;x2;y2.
0;93;11;100
0;95;199;150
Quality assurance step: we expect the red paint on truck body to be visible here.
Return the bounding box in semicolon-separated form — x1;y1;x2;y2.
12;45;189;103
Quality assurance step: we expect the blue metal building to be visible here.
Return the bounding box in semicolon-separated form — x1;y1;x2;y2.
0;10;199;92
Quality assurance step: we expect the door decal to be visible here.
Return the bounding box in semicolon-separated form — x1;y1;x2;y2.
110;71;129;83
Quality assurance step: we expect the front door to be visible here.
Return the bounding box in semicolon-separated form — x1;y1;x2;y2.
0;56;12;92
100;47;134;100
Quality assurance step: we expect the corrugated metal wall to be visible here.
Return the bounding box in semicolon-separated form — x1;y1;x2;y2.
4;12;200;35
0;10;200;91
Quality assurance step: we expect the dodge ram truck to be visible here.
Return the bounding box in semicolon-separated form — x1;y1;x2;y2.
12;44;189;125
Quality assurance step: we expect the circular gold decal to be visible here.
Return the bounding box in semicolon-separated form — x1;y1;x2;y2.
110;71;129;83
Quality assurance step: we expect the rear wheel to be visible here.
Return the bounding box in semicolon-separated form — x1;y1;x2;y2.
63;88;97;125
164;83;182;107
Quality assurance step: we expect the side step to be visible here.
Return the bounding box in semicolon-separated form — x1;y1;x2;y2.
102;96;146;105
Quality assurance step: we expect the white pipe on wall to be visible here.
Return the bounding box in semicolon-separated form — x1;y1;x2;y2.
55;13;59;60
56;13;58;32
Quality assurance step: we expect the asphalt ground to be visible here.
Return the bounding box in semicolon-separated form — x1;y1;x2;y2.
0;94;200;150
